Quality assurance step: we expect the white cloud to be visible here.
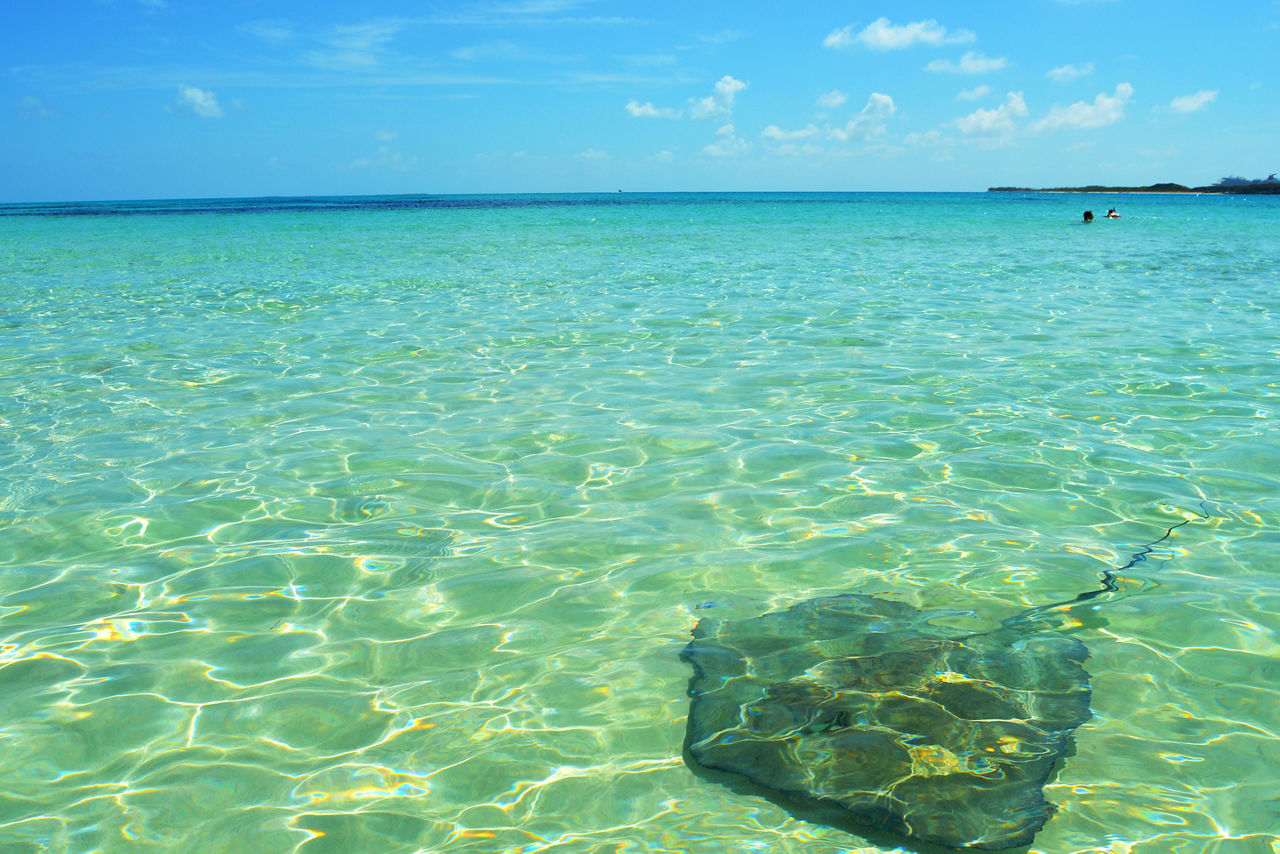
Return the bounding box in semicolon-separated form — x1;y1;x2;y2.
958;85;992;101
1047;63;1093;83
629;76;746;123
822;26;853;49
825;18;975;51
575;148;609;160
926;51;1007;74
952;91;1028;143
829;92;896;141
816;89;848;109
172;85;224;118
762;124;820;141
625;99;682;119
651;150;675;163
375;129;398;142
1170;89;1218;113
1031;82;1133;132
822;26;857;49
689;75;747;120
702;123;749;157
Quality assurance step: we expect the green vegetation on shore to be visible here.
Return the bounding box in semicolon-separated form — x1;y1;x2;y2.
989;175;1280;194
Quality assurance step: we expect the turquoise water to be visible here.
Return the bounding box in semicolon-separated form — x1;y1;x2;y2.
1;192;1278;853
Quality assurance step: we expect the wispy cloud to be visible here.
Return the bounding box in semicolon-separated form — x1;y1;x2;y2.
904;129;949;147
958;85;992;101
624;53;677;68
488;0;593;12
762;92;895;148
762;124;820;141
351;130;417;170
688;74;747;120
702;123;748;157
816;89;847;109
824;18;975;51
240;19;296;44
1046;63;1093;83
451;40;579;62
625;99;682;118
574;147;609;160
925;51;1007;74
304;20;403;70
1169;89;1218;113
492;0;588;13
16;95;58;119
699;30;744;44
170;85;224;117
771;141;825;158
425;2;644;27
1032;82;1133;131
351;146;417;171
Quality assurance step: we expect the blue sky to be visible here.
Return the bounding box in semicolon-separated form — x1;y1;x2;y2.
3;1;1277;201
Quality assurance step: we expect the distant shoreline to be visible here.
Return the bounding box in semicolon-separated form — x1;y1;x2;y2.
989;182;1280;195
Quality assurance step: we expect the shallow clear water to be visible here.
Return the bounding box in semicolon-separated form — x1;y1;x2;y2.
2;192;1278;852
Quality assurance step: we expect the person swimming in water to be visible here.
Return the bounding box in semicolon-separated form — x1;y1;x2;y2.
1083;210;1094;222
1106;208;1120;218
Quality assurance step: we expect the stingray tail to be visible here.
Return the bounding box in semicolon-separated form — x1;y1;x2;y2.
1000;500;1212;633
1093;499;1212;598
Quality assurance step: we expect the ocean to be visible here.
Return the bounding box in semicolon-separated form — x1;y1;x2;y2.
1;192;1278;852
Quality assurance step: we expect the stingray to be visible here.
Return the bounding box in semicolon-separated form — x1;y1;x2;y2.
680;511;1201;851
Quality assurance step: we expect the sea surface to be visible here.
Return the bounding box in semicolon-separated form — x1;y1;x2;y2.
1;192;1278;853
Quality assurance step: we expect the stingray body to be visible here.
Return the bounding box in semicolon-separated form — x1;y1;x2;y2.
681;594;1091;850
680;512;1199;850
